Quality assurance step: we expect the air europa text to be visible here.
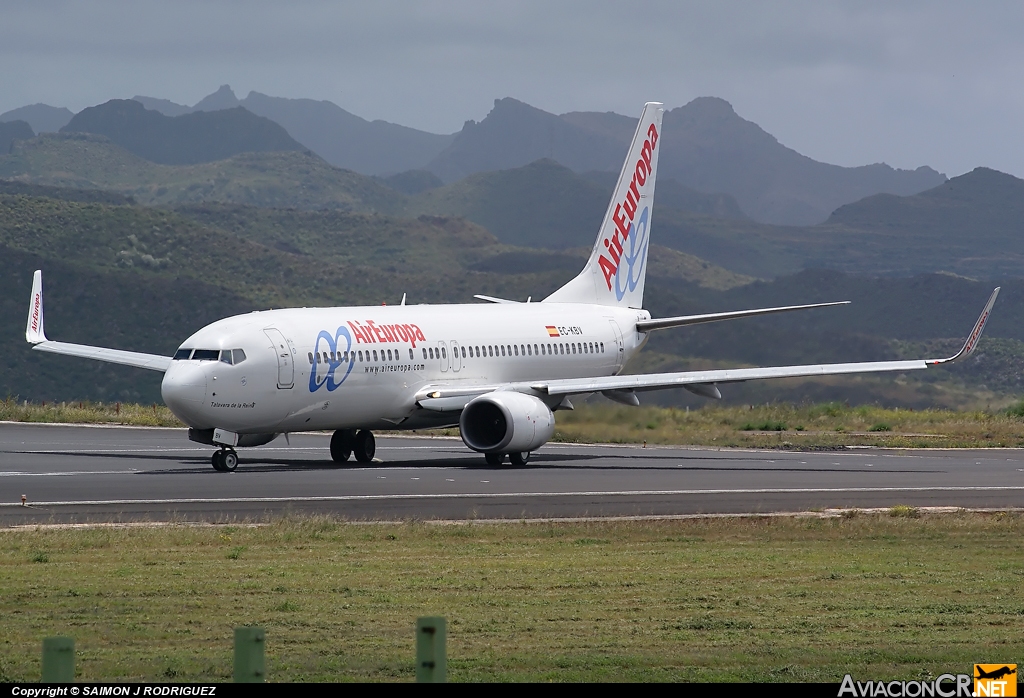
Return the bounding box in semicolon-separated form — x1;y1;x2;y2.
347;320;426;348
598;122;659;290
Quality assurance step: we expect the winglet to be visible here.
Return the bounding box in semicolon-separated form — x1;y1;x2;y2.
25;270;47;344
929;287;999;365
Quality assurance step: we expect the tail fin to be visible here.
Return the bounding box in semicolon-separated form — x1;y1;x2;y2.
544;101;664;307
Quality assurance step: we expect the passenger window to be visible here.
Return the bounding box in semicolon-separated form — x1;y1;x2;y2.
461;347;466;359
308;352;314;364
373;350;379;362
527;345;532;356
442;347;447;359
514;345;519;356
422;348;427;360
600;342;605;353
220;350;233;364
488;346;493;357
358;351;364;362
173;348;192;360
409;348;414;360
387;349;392;361
500;346;505;357
429;348;434;359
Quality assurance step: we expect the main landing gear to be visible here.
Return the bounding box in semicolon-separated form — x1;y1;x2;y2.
212;448;238;472
485;452;530;466
331;429;375;463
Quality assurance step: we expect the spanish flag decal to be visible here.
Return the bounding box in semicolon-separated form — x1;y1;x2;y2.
546;326;560;337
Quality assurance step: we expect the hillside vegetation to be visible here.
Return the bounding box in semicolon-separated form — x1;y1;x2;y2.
5;136;1020;280
0;191;746;403
0;134;403;212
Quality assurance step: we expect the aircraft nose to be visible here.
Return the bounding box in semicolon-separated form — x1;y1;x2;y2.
161;363;209;427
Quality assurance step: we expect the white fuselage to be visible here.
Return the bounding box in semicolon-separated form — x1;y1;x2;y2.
160;302;651;434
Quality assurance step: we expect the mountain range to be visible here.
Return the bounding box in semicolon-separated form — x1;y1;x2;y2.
2;130;1022;280
0;103;74;133
135;86;456;175
106;86;946;225
60;99;306;165
0;120;33;154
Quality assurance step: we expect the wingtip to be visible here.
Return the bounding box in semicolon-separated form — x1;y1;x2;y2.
25;269;47;344
932;288;1000;364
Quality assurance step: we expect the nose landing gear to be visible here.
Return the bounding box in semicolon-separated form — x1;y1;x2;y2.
212;448;238;472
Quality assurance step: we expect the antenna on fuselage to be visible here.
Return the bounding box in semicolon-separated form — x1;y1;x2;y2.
401;293;407;306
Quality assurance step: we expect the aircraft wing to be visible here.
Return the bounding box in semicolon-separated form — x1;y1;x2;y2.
416;287;999;406
25;270;172;373
538;287;999;398
32;341;172;372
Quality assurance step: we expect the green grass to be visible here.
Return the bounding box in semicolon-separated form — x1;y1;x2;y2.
554;402;1024;448
8;398;1024;449
0;514;1021;682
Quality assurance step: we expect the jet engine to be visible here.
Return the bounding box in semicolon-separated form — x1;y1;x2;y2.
459;391;555;453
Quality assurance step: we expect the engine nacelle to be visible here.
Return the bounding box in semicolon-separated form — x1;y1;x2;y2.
459;391;555;453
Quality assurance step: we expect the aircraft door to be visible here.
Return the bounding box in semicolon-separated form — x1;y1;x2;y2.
450;341;462;372
438;341;450;372
264;328;294;389
608;320;624;371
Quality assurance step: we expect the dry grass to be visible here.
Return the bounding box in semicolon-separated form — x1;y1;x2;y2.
6;397;1024;449
0;513;1021;682
0;397;182;428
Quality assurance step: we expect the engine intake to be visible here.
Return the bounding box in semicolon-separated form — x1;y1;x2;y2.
459;392;555;453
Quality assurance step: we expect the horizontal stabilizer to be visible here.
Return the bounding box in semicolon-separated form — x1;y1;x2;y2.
636;301;849;333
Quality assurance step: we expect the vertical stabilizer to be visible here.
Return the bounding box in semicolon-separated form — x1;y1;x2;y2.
26;269;47;343
544;102;664;307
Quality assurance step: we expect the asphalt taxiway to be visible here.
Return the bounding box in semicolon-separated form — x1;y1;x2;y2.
2;423;1023;525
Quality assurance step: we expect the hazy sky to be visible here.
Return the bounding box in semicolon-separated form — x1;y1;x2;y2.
3;1;1024;178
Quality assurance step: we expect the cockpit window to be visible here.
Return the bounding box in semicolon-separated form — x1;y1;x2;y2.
220;350;233;364
232;349;246;365
192;349;219;361
173;348;192;360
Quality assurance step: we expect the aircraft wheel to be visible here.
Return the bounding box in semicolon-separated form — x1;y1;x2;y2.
509;451;530;466
354;430;375;463
484;452;505;466
330;429;354;463
211;450;226;472
221;449;238;472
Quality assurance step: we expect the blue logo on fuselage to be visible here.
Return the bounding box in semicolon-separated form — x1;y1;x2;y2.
309;326;355;392
614;206;649;301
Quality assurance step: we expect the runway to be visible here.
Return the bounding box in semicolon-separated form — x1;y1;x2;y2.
2;422;1023;525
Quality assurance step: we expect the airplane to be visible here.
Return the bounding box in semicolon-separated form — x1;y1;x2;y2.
23;102;1000;472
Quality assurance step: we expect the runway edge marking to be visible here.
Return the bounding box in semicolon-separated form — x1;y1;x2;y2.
6;484;1024;508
